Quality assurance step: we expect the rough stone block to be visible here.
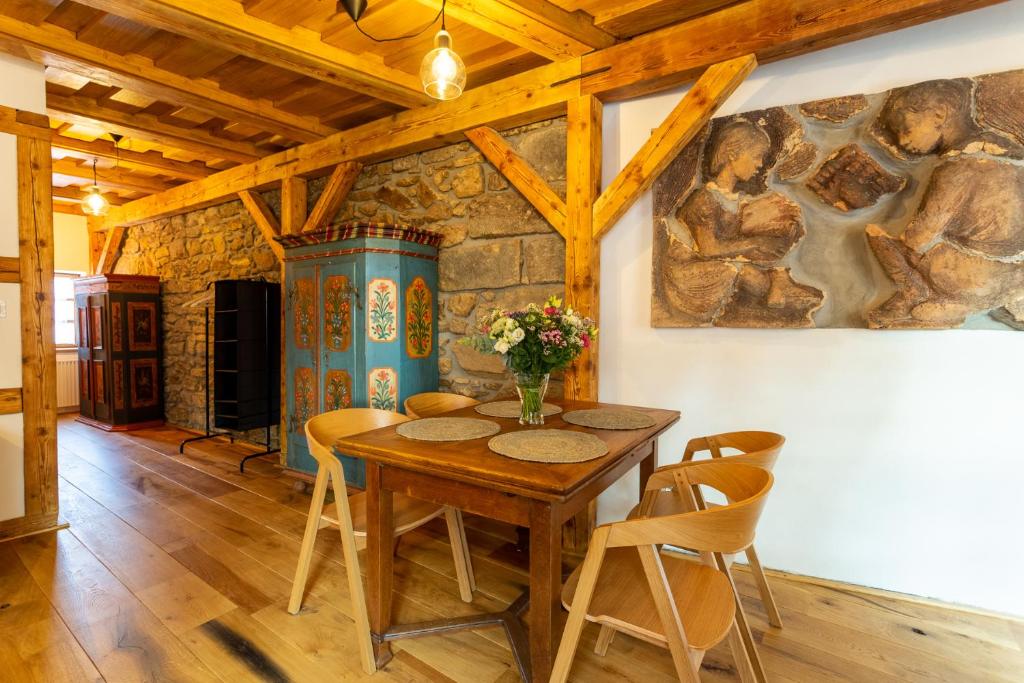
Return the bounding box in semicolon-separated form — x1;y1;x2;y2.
439;240;521;291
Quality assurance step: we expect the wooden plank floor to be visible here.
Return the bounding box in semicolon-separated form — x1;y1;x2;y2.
1;417;1022;682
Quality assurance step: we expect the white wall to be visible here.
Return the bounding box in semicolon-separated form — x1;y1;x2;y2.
598;2;1024;616
0;54;46;522
54;213;90;273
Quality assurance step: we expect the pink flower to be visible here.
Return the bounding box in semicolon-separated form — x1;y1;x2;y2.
581;333;591;348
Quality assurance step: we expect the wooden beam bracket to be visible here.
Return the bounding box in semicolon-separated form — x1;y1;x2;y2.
239;190;284;261
301;162;362;233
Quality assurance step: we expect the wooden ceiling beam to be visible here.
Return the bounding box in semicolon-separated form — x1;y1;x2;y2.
52;134;213;181
593;54;757;238
416;0;614;60
301;162;362;233
465;126;566;237
0;15;333;143
53;185;126;206
72;0;431;108
51;158;175;195
591;0;740;38
53;202;85;216
47;93;263;164
581;0;1007;101
104;0;999;228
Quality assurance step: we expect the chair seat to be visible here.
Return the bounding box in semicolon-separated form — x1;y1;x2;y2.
322;492;445;536
561;548;735;651
628;495;724;519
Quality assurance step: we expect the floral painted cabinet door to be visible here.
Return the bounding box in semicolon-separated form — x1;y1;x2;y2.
320;260;361;486
286;262;320;474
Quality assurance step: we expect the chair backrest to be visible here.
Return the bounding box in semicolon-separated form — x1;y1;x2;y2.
609;461;773;554
688;430;785;472
305;408;410;472
403;392;480;419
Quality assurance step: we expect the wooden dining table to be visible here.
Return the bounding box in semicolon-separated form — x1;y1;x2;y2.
333;398;680;682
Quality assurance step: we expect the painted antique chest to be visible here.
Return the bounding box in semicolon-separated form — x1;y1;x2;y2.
278;223;441;487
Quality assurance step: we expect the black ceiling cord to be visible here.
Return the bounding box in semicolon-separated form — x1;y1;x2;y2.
338;0;446;43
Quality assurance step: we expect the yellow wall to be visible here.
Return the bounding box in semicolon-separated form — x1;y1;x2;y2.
53;212;89;274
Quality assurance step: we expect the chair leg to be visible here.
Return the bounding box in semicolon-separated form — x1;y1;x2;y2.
551;527;610;683
717;553;768;683
727;618;758;683
330;462;376;675
443;507;476;602
594;624;616;656
288;465;329;615
746;545;783;628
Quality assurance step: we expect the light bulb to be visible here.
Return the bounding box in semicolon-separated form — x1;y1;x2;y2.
82;186;109;217
420;30;466;101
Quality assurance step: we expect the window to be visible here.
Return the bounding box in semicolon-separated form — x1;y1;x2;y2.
54;273;80;347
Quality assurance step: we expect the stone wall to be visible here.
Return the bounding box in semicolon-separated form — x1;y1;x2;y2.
114;201;281;441
113;118;569;435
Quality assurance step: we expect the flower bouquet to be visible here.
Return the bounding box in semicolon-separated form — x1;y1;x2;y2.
461;296;597;425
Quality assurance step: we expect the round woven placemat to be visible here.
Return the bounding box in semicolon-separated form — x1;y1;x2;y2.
396;417;501;442
488;429;608;463
474;401;563;418
562;408;656;430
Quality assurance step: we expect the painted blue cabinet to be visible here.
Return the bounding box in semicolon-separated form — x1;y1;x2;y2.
278;224;441;487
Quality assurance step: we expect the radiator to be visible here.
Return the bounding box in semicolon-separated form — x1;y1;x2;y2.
56;353;80;413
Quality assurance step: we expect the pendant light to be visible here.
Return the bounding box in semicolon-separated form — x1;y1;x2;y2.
420;2;465;101
82;159;109;217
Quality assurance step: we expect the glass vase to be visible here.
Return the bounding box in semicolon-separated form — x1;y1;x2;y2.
513;372;550;426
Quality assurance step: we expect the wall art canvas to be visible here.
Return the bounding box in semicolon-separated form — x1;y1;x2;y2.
652;68;1024;330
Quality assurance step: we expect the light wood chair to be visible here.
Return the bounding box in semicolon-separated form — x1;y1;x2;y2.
551;460;774;683
403;391;480;418
288;408;476;675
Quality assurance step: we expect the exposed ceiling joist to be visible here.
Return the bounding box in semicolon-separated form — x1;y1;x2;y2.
72;0;431;108
53;185;126;206
47;92;264;164
52;134;213;181
52;158;175;195
415;0;614;60
0;14;333;143
105;0;1004;228
590;0;740;38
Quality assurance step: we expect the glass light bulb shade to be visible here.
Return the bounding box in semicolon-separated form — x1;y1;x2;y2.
82;186;109;217
420;30;466;101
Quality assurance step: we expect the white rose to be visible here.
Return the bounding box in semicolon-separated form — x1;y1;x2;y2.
494;340;510;354
511;327;526;343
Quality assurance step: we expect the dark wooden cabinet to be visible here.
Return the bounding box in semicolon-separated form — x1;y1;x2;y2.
74;275;164;431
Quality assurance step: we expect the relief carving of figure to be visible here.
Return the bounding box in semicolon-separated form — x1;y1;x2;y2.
659;118;824;327
866;157;1024;329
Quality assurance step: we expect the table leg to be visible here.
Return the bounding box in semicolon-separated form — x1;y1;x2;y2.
366;462;394;669
529;500;562;682
639;438;659;499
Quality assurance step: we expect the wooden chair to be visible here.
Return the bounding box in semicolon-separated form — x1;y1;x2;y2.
551;461;774;683
403;391;480;418
288;408;476;674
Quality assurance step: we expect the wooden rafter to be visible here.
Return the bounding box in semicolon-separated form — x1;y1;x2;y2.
238;190;284;260
590;0;740;38
51;158;175;195
53;203;84;216
53;185;125;206
581;0;1005;101
0;15;333;142
466;126;567;237
47;93;263;164
593;54;757;238
52;134;213;181
302;162;362;233
415;0;614;60
72;0;430;109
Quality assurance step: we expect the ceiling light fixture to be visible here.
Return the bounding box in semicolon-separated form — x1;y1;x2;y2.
338;0;465;100
82;158;109;217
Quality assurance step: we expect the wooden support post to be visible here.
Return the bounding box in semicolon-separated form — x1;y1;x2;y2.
302;162;361;233
466;127;568;237
280;176;307;236
86;216;105;275
95;225;125;275
563;94;602;402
